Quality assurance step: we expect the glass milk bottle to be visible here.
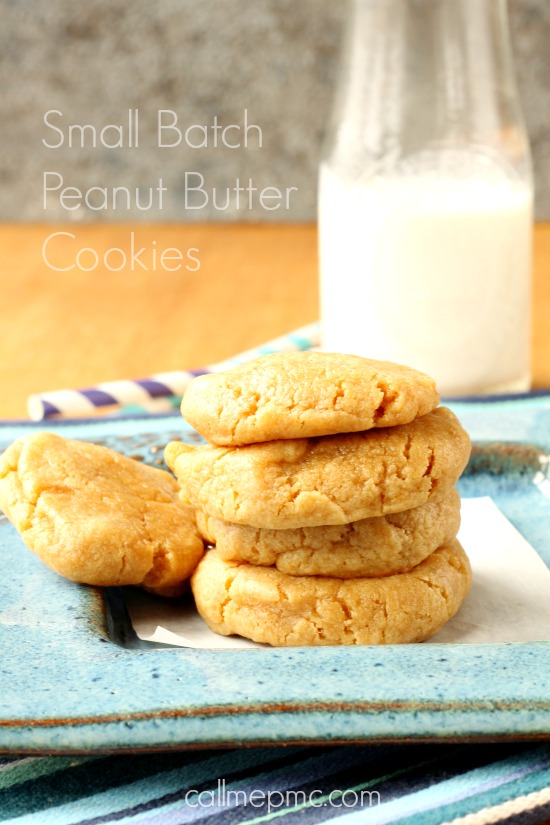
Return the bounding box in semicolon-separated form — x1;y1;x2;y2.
319;0;533;395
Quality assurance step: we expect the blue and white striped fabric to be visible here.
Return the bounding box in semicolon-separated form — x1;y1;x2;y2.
1;744;550;824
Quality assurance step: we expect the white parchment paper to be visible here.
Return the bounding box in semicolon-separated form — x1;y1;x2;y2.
124;497;550;648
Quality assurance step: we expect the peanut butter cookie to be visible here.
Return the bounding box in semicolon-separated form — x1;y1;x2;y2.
166;407;470;529
196;488;461;577
0;433;204;596
182;351;439;445
191;540;471;646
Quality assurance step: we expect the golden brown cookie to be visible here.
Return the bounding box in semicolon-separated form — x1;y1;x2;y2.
0;433;204;595
191;540;471;646
182;351;440;445
196;488;461;578
166;408;471;529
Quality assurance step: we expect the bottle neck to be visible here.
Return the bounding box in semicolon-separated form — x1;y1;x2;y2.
327;0;531;185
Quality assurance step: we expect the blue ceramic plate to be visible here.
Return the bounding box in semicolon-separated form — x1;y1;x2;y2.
1;396;549;754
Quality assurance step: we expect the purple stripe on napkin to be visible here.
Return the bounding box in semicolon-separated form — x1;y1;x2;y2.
42;400;62;417
81;389;119;407
26;322;320;420
136;380;174;398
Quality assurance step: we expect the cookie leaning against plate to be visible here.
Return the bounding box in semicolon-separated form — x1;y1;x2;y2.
165;407;471;529
191;541;472;646
182;351;440;445
196;488;461;578
0;432;204;596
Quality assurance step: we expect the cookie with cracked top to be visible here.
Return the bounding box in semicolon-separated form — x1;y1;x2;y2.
181;351;440;445
196;488;461;578
0;432;204;596
191;540;472;646
165;407;471;529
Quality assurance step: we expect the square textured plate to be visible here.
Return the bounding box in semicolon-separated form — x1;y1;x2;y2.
1;396;550;754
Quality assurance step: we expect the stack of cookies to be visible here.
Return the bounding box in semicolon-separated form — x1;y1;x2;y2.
165;351;472;647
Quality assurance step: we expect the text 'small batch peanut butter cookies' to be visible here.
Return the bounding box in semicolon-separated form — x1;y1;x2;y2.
165;351;472;646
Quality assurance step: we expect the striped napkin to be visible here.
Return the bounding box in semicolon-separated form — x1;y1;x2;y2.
1;743;550;824
27;323;320;420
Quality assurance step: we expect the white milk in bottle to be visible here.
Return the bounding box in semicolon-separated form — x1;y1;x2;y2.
319;166;533;395
319;0;533;395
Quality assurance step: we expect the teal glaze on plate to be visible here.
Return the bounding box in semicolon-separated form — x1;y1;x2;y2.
0;395;549;753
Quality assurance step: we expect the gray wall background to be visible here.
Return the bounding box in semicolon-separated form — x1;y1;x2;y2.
1;0;549;223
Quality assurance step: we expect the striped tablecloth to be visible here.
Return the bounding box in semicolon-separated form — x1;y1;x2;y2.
2;744;550;825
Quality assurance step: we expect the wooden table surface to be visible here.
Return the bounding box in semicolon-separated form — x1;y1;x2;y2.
0;222;549;419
